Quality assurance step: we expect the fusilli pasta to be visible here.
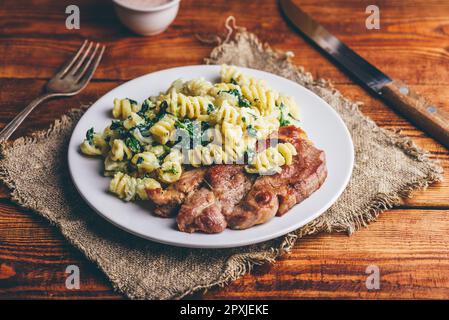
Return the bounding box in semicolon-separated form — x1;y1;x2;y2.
150;114;176;144
112;98;140;119
80;65;302;203
110;139;132;161
109;172;161;201
131;151;160;173
166;88;212;120
245;143;297;174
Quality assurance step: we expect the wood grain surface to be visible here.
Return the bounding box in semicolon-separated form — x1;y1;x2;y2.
0;0;448;299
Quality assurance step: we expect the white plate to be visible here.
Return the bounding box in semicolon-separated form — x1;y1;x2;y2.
68;65;354;248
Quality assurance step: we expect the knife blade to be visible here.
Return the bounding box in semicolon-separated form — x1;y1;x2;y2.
280;0;449;149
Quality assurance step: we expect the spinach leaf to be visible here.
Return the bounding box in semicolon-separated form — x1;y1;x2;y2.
126;98;138;106
162;166;178;175
110;120;122;130
220;88;251;108
175;118;194;137
200;121;212;146
136;119;155;135
279;103;291;127
162;145;171;154
175;119;205;148
201;121;210;132
158;101;168;117
238;97;251;108
223;88;240;97
137;99;150;117
117;127;128;139
86;127;94;145
125;136;141;153
207;103;215;114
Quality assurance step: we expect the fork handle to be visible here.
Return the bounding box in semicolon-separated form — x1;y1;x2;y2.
0;93;57;141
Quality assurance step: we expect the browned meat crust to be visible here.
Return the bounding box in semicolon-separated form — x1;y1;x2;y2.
176;188;226;233
146;168;206;217
227;135;327;229
176;165;254;233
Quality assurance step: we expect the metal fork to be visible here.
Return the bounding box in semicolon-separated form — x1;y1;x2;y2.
0;40;105;141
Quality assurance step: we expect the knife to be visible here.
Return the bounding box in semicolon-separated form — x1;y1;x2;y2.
280;0;449;150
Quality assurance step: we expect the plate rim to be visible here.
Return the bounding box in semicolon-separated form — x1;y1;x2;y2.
68;64;354;248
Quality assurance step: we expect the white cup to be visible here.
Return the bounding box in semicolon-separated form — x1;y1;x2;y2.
112;0;180;36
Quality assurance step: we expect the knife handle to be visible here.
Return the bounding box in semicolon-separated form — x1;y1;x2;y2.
380;80;449;150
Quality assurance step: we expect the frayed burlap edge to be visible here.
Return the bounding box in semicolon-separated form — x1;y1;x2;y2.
0;31;443;299
206;30;443;237
0;108;297;300
177;32;443;298
0;101;442;300
0;109;85;205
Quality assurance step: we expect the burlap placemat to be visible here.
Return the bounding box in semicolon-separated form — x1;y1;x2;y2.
0;30;443;299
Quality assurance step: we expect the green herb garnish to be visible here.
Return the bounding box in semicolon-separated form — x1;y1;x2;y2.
279;103;291;127
117;127;128;139
220;88;251;108
127;98;138;105
125;136;141;153
137;99;150;117
223;88;240;96
162;166;178;175
175;119;195;137
175;119;205;148
136;119;154;135
152;100;168;123
110;120;122;130
238;97;251;108
136;157;144;165
162;145;171;154
207;103;215;114
86;127;94;145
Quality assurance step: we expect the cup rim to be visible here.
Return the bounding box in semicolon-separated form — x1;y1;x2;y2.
112;0;180;13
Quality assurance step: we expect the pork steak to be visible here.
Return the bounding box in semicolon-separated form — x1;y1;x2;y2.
146;168;206;217
227;126;327;229
176;165;254;233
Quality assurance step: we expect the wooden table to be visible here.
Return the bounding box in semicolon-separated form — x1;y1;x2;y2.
0;0;448;299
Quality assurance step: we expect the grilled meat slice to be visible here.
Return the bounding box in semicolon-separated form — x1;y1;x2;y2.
226;180;280;229
227;126;327;229
176;188;226;233
205;165;255;217
176;165;253;233
146;168;206;217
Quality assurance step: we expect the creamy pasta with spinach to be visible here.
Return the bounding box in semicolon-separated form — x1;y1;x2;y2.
80;65;301;201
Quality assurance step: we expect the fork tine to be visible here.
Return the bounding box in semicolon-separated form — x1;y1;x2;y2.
69;41;93;76
74;43;100;82
77;45;105;87
55;40;88;78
